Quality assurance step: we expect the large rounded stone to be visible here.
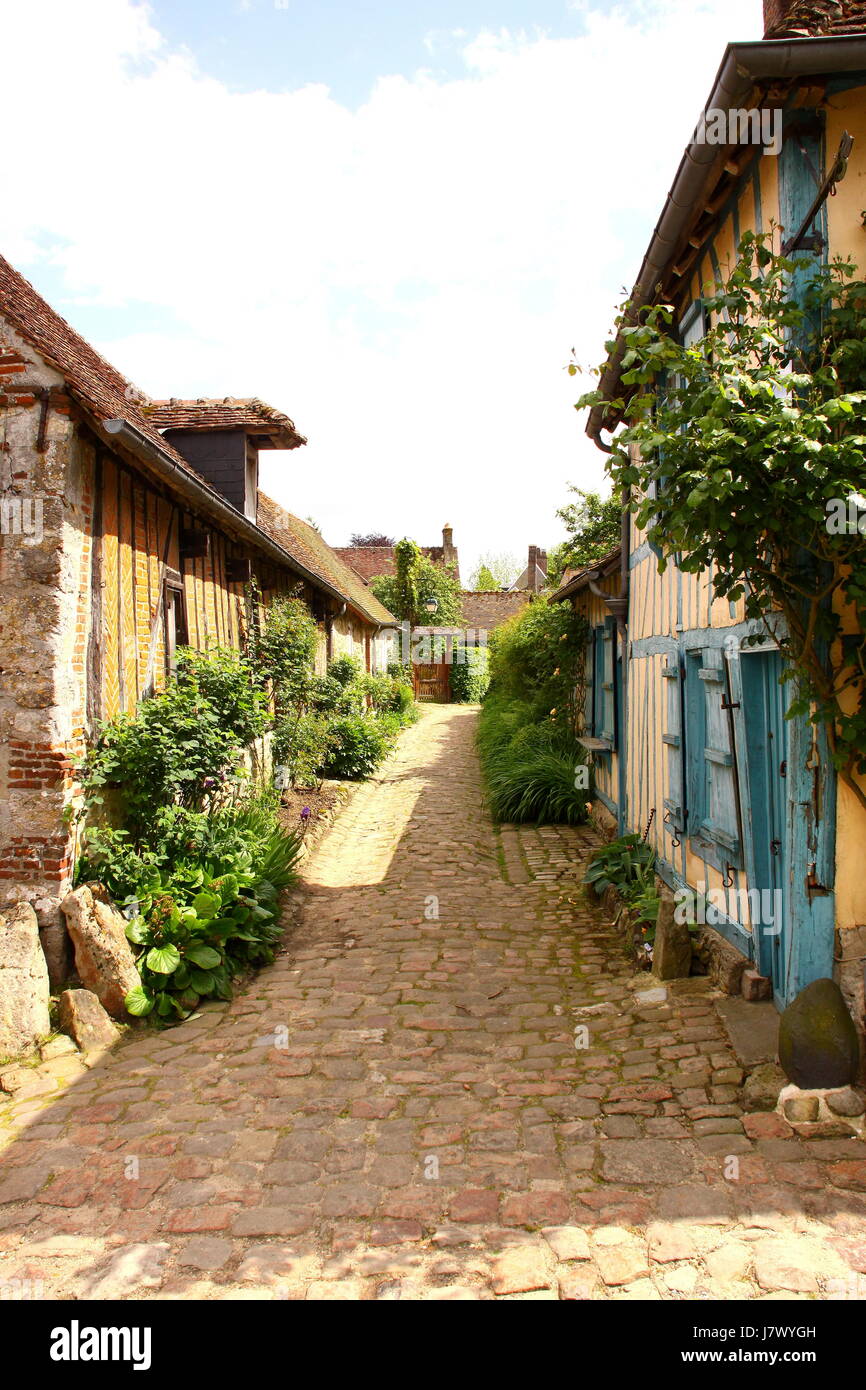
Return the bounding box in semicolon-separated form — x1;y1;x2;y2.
60;884;139;1019
778;978;859;1090
0;902;50;1056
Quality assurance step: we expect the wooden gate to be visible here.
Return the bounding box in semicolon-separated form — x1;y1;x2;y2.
413;662;451;703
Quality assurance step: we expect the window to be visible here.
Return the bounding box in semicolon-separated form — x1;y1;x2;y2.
163;578;188;680
583;619;617;750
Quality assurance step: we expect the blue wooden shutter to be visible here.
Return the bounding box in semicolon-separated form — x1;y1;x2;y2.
592;626;605;739
662;659;685;837
697;648;741;861
583;631;594;731
779;116;826;343
600;619;616;746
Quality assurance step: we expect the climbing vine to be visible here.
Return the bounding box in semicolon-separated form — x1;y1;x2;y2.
576;231;866;812
370;537;463;627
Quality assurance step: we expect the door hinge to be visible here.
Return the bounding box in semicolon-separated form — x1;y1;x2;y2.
806;866;830;897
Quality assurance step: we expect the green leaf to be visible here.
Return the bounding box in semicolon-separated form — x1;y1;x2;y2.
145;944;181;975
191;892;220;920
185;944;222;969
188;968;216;995
124;985;155;1016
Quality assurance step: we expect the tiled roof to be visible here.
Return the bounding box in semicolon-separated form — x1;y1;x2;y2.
144;398;305;449
334;543;459;583
333;546;399;581
258;494;395;627
549;547;622;603
0;253;191;472
765;1;866;37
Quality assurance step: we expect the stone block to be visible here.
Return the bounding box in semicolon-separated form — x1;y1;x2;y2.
60;883;139;1018
0;901;50;1057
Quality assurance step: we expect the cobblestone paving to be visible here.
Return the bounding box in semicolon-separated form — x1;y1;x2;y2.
1;705;866;1300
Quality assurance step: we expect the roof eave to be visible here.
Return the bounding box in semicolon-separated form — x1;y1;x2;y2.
587;34;866;446
549;545;623;602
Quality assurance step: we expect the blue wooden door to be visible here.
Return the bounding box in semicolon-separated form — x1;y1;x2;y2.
741;650;790;1006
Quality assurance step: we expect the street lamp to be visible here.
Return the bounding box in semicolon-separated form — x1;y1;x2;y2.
424;597;439;614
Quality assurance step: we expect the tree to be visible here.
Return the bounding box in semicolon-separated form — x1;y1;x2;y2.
350;532;394;547
468;551;521;590
546;488;621;588
471;565;498;590
369;538;463;627
576;229;866;812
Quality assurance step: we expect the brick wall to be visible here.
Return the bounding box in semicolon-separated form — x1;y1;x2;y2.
460;590;530;631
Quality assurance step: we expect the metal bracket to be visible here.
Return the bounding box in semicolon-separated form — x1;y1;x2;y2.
781;130;854;255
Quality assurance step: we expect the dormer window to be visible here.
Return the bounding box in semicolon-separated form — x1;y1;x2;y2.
142;398;306;520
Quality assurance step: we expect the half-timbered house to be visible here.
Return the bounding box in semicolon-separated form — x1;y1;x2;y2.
556;2;866;1050
0;256;395;975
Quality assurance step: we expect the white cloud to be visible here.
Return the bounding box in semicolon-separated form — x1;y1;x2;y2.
0;0;763;577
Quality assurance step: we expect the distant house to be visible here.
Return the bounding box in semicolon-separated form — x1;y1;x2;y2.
335;523;460;586
508;544;548;594
461;543;548;633
0;255;395;975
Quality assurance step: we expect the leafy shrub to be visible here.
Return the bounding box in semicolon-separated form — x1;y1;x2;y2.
450;644;490;703
273;712;332;788
488;599;588;725
324;714;392;779
584;833;660;942
362;673;417;724
79;797;303;1022
253;594;319;715
79;675;244;836
308;674;344;713
328;653;362;687
175;646;269;744
584;834;654;899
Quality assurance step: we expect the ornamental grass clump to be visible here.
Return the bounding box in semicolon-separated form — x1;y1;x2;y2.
476;599;591;825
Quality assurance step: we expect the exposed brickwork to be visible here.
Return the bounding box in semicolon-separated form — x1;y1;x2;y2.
0;707;863;1300
460;589;530;631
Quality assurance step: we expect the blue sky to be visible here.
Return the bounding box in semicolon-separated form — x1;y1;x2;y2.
3;0;764;579
149;1;592;105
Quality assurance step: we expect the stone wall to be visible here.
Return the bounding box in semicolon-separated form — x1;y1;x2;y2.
0;324;86;978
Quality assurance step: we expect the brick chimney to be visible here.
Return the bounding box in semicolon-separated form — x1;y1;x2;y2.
763;1;864;37
442;523;455;566
527;545;540;593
